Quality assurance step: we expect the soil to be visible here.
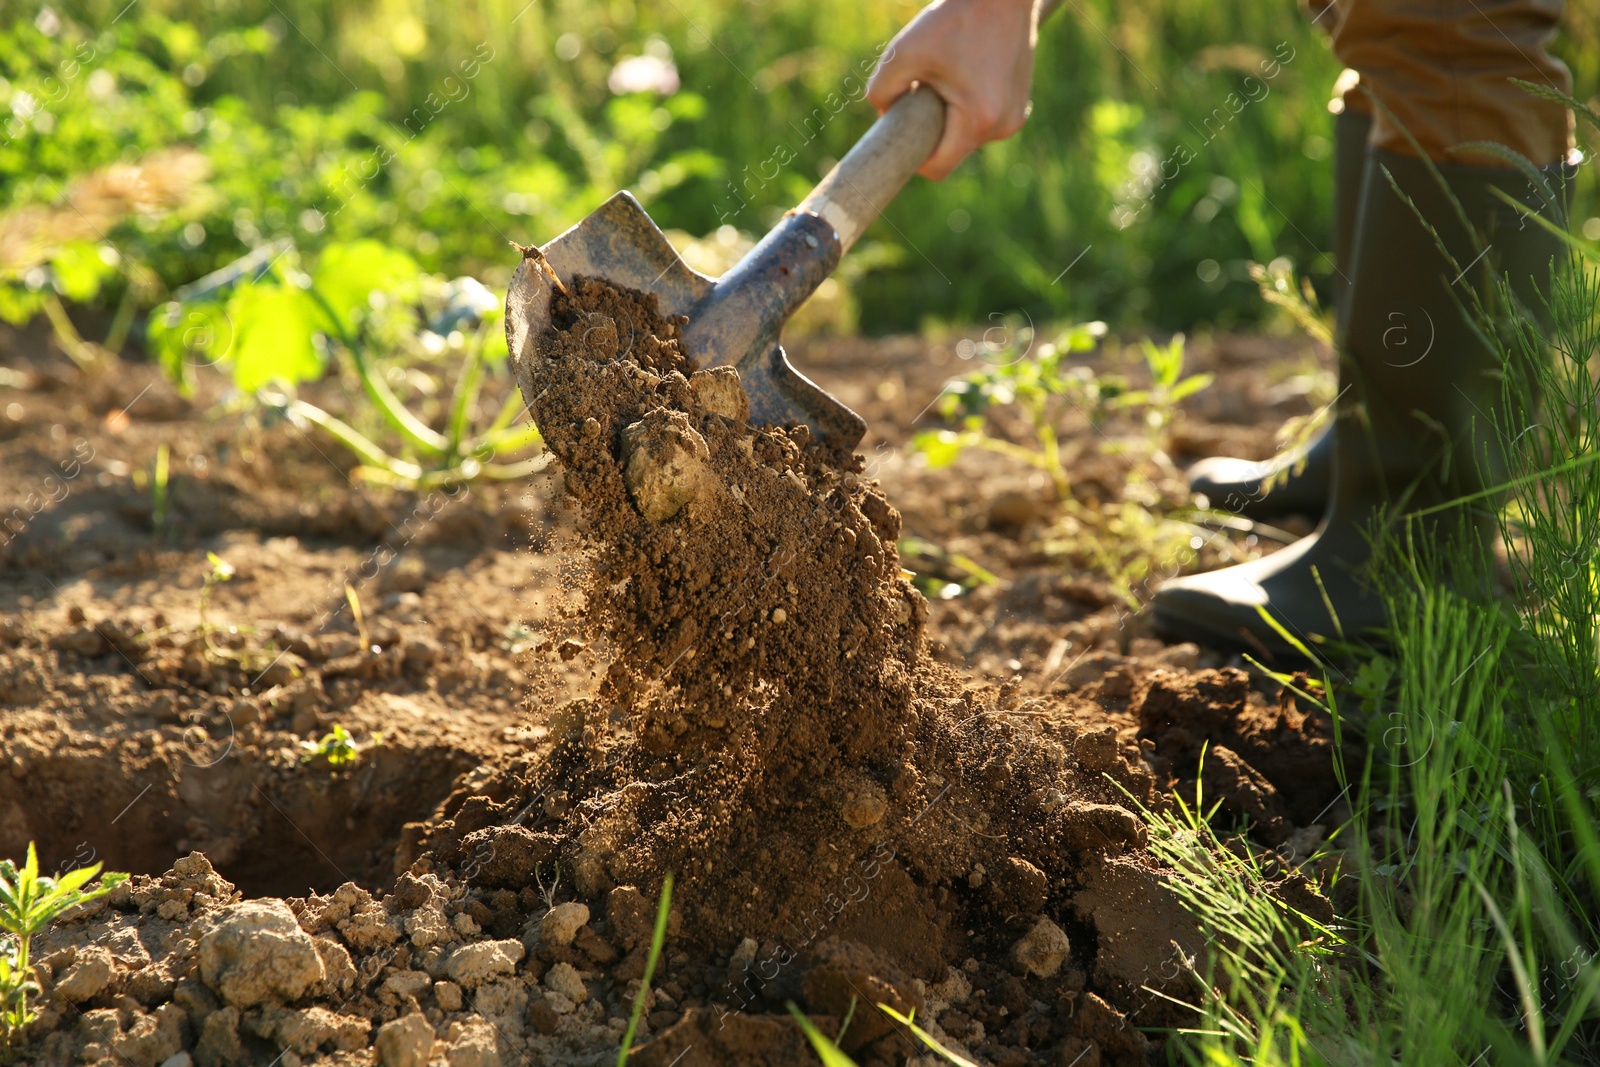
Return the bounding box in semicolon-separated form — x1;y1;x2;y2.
1;290;1351;1067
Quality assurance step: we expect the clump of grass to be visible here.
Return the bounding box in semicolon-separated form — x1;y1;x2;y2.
0;845;128;1053
1152;96;1600;1065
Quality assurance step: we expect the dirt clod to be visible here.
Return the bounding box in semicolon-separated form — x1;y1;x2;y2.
539;901;590;946
992;857;1049;914
543;961;586;1002
444;939;523;988
620;410;716;522
1011;917;1071;977
197;899;325;1008
55;946;115;1002
375;1012;435;1067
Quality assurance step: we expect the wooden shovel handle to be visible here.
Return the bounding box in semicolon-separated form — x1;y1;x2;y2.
794;0;1063;254
794;84;945;255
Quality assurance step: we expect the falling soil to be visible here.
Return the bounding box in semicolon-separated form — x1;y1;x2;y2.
3;294;1349;1067
402;274;1333;1064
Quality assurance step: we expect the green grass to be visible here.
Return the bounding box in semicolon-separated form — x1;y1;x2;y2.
1152;531;1599;1064
617;873;674;1066
1151;132;1600;1061
787;1000;979;1067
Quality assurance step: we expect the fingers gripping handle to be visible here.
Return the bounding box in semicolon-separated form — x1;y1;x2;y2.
795;84;946;254
794;0;1062;252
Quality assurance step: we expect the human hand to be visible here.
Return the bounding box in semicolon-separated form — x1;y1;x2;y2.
866;0;1040;180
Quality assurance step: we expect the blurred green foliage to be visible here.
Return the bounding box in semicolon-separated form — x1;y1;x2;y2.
2;0;1595;337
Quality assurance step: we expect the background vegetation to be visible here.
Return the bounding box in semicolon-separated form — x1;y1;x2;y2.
8;0;1593;340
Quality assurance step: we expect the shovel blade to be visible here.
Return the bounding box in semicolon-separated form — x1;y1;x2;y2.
505;192;711;385
507;191;865;449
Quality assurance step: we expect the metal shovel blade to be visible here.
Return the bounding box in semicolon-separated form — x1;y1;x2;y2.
506;191;866;449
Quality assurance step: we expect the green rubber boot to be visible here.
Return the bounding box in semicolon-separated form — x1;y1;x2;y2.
1186;106;1370;521
1153;148;1570;659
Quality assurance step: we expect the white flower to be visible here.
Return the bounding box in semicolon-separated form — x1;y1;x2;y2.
607;54;680;96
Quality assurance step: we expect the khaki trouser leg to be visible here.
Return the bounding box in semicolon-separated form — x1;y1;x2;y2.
1328;0;1572;166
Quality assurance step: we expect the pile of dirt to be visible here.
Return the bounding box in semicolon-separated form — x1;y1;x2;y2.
397;275;1331;1064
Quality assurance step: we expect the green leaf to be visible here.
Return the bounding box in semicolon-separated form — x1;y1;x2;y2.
665;92;708;122
51;865;102;897
1057;320;1108;352
1141;335;1187;388
1168;372;1214;403
1108;388;1152;409
1252;604;1320;664
911;430;975;469
0;286;46;327
148;300;238;391
312;241;421;337
49;242;116;304
224;284;325;391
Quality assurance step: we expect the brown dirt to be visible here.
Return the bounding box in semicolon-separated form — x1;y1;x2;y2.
1;297;1351;1067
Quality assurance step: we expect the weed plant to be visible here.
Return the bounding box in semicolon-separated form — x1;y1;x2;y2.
911;322;1223;602
150;240;544;489
299;723;371;767
0;845;126;1054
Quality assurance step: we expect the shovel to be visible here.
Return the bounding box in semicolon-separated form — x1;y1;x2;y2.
505;83;955;451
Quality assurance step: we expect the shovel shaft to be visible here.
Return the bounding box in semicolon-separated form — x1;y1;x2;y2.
684;210;841;371
795;85;946;254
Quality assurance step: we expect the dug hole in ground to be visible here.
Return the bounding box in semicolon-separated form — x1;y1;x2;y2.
1;278;1351;1067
